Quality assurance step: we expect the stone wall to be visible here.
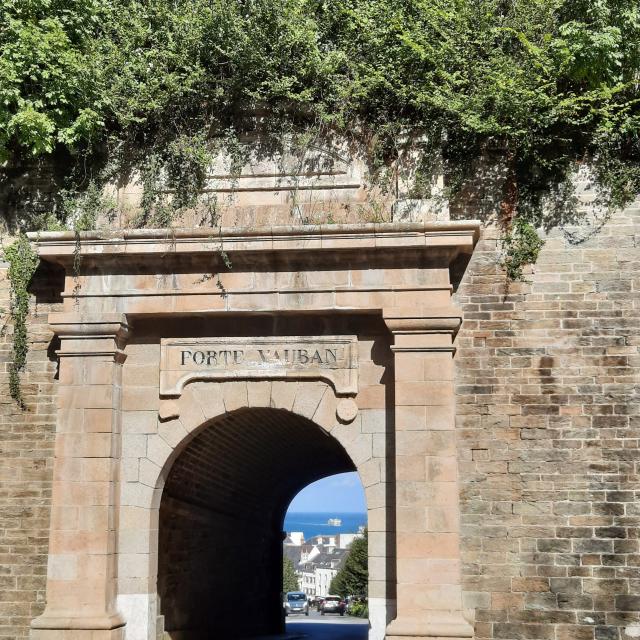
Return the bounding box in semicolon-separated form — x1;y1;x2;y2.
454;204;640;640
0;262;62;640
0;200;638;640
0;155;71;231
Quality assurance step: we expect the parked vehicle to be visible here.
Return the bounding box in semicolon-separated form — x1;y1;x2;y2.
284;592;309;616
320;595;345;616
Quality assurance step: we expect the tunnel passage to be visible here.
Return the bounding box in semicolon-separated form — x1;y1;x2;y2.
157;405;356;639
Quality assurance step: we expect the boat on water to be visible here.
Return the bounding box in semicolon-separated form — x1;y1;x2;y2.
327;518;342;526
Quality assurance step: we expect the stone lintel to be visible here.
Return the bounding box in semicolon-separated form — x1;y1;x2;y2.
159;335;358;398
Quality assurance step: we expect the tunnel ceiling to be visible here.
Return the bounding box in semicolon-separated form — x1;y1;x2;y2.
163;406;356;525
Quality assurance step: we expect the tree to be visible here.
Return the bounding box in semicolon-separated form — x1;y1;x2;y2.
282;556;299;593
330;530;368;598
0;0;106;159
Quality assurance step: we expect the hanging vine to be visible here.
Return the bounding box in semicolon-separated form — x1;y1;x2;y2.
3;235;39;407
501;218;545;282
1;0;639;404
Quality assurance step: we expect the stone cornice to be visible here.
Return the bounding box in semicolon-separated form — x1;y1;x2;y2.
28;221;480;264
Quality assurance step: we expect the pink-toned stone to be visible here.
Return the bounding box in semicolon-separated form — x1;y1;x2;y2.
26;222;480;640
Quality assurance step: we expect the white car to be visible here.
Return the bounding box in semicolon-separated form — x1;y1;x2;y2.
320;595;345;616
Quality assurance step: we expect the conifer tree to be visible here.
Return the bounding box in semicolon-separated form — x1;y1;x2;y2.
283;556;299;593
330;530;368;597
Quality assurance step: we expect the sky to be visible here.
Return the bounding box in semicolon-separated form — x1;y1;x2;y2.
286;472;366;513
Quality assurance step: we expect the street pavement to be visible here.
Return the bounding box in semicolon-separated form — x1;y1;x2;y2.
285;609;369;639
247;609;369;640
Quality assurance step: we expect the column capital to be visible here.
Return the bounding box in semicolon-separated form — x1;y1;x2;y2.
48;312;131;362
383;306;462;352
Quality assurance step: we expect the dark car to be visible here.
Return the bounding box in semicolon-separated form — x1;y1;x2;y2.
284;591;309;616
320;595;345;616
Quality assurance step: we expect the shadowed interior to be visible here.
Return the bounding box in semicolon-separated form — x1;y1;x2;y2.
158;406;356;639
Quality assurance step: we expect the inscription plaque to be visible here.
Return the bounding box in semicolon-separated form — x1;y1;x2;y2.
160;336;358;397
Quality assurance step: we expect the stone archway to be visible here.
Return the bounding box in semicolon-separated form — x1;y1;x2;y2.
28;222;479;640
156;404;357;638
119;377;380;640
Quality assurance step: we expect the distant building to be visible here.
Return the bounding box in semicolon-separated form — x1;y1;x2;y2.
308;548;348;597
283;529;362;597
300;543;321;563
283;542;302;568
288;531;305;546
305;533;359;550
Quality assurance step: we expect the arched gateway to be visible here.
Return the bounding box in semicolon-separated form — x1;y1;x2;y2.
28;222;479;640
157;397;355;638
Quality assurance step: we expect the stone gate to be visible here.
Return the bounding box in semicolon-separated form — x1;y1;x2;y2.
25;222;480;640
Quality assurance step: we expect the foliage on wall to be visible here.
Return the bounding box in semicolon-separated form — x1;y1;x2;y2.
1;0;639;402
3;235;39;407
1;0;637;232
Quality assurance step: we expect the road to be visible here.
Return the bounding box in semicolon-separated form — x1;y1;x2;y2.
241;610;369;640
284;609;369;640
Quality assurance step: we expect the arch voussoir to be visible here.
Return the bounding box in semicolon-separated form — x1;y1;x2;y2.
177;386;207;432
146;434;174;470
291;381;327;419
270;380;299;411
248;380;272;407
311;385;338;432
138;457;163;489
330;417;372;466
222;380;248;412
190;383;225;420
358;457;382;488
157;418;188;450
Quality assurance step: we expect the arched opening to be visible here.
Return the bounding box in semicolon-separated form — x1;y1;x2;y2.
157;406;357;639
282;473;369;634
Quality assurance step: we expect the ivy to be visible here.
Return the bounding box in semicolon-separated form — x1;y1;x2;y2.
0;0;637;236
501;218;545;282
1;0;639;402
62;181;118;232
3;235;39;407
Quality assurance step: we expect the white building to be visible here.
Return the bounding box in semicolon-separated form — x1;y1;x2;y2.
284;530;363;598
315;564;338;597
288;531;304;546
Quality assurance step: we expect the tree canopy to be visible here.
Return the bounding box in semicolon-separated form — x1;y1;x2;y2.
330;530;368;598
3;1;637;406
1;0;639;229
282;556;300;593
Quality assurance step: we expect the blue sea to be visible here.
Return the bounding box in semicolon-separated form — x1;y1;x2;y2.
284;511;367;540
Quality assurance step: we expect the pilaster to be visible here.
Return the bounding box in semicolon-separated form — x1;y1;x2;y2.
384;308;473;640
31;314;130;640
